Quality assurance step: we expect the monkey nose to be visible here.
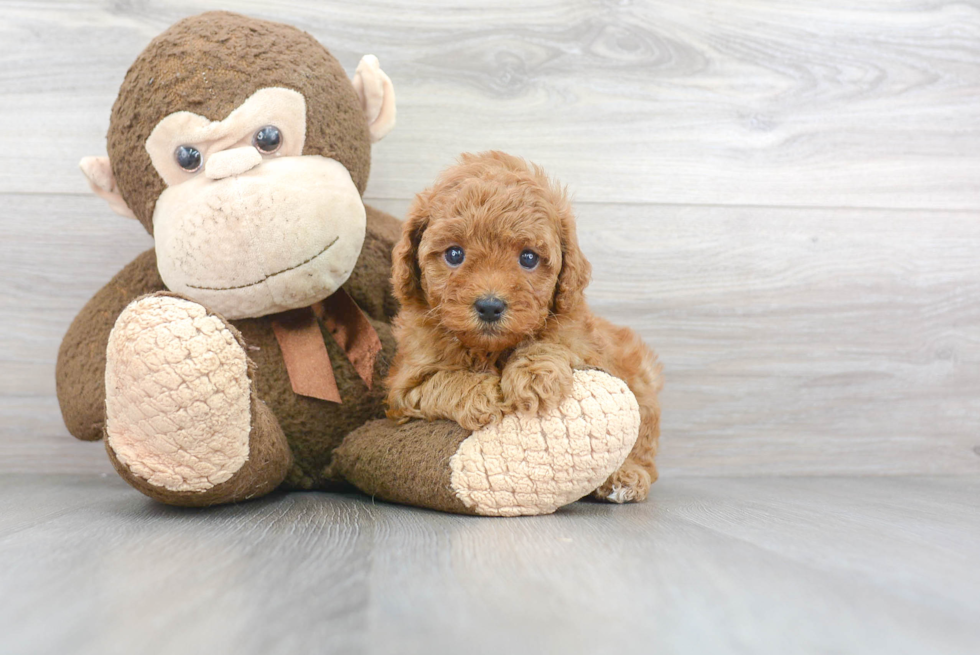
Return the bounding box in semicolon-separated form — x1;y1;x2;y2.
205;147;263;180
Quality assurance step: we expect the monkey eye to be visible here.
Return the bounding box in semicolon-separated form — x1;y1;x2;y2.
519;249;539;270
444;246;465;268
253;126;282;153
174;145;202;172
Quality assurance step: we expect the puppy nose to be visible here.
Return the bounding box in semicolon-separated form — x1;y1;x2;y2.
205;147;263;180
474;296;507;323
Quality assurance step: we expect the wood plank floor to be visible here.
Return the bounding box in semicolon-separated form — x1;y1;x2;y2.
3;1;979;209
1;474;977;655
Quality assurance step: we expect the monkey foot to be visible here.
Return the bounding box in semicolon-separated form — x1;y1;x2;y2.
449;369;641;516
335;370;641;516
104;294;289;504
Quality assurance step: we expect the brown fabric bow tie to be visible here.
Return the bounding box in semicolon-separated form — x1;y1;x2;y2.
269;289;382;403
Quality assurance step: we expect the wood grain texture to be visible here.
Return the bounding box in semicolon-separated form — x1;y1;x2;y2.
1;2;978;475
1;474;978;655
1;0;978;209
2;195;978;476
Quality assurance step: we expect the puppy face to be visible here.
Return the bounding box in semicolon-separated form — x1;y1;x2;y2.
393;151;592;352
417;206;561;350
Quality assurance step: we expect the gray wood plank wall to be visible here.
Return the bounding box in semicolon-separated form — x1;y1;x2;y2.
1;0;978;476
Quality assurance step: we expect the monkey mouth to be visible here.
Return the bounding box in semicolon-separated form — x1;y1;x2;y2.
185;237;339;291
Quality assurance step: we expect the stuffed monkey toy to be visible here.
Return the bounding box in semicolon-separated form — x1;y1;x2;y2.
57;11;641;516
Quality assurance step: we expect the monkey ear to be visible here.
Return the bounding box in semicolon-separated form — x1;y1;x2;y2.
390;194;431;308
352;55;396;143
79;156;137;220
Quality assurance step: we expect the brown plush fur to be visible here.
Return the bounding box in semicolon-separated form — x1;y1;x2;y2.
331;418;477;515
58;12;420;508
385;151;663;503
57;206;401;492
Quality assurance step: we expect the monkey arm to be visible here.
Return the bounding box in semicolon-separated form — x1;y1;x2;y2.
343;204;402;323
56;249;166;441
364;203;402;246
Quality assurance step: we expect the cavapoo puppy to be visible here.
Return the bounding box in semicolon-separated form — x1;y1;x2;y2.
385;151;663;503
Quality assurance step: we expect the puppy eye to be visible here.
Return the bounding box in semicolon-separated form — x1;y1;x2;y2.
444;246;465;268
174;145;202;172
253;126;282;153
519;249;539;270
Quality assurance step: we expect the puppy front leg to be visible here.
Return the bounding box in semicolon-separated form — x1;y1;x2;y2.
387;370;506;431
501;343;578;414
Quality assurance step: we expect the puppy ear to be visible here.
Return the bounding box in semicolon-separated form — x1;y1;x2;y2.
552;204;592;315
391;192;431;307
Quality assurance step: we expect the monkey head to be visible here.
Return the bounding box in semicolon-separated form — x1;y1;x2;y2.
79;12;396;319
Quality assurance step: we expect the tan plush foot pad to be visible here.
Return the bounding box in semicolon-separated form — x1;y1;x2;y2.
105;295;252;492
449;369;641;517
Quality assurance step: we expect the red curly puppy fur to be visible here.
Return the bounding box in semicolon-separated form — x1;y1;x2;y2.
385;151;663;503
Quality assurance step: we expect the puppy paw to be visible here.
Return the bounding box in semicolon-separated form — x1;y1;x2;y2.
592;463;653;504
454;376;506;431
385;403;421;425
501;355;574;414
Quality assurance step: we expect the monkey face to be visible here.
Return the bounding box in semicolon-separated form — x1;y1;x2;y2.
144;88;367;319
81;13;398;319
